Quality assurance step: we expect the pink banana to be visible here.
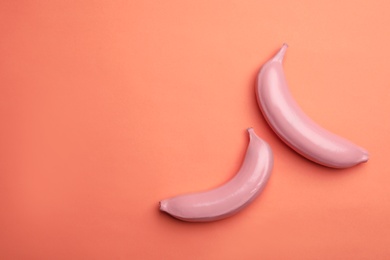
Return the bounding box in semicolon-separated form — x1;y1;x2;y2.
256;44;368;168
159;128;273;222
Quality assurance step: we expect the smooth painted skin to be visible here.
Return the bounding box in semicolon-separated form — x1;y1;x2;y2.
256;44;368;168
159;128;273;222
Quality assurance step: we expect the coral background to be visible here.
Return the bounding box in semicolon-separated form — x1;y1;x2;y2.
1;0;389;259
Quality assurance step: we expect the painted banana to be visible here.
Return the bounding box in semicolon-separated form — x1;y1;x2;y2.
256;44;368;168
159;128;273;222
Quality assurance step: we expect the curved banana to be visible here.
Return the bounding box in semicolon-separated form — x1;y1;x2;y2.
159;128;273;222
256;44;368;168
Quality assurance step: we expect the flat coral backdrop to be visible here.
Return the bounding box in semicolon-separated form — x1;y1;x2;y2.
1;0;389;259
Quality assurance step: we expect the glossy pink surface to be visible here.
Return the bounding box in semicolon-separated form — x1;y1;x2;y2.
159;128;273;222
256;44;368;168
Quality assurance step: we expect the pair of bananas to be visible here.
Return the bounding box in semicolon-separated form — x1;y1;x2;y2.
159;44;368;222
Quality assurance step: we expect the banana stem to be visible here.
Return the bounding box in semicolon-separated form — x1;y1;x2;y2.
272;43;288;63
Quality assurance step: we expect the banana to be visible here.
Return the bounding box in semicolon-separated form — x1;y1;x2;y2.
159;128;273;222
256;44;368;168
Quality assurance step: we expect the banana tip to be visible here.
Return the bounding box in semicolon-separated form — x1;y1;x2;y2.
159;200;168;212
361;153;369;163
